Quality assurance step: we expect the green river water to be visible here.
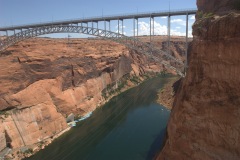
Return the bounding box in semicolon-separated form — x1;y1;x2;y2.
26;76;171;160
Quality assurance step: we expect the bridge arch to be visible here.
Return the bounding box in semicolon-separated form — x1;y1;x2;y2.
0;25;185;77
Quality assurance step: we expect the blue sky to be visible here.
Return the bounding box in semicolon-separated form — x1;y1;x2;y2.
0;0;197;37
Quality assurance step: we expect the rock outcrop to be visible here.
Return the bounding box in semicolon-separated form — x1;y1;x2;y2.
197;0;239;14
157;77;181;110
158;0;240;160
0;125;7;151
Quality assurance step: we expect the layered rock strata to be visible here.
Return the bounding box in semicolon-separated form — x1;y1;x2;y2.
0;36;186;158
158;0;240;159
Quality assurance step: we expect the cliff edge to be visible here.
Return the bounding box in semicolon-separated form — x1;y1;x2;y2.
157;0;240;159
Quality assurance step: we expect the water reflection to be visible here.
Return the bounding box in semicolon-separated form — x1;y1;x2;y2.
26;76;171;160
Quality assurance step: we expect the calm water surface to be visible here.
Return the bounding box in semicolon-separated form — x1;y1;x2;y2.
26;76;171;160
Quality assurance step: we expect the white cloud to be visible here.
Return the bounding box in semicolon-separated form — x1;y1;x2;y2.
171;19;186;26
115;25;127;35
188;30;192;37
136;21;193;37
115;30;127;35
137;21;168;35
161;16;167;19
189;20;194;25
190;15;195;20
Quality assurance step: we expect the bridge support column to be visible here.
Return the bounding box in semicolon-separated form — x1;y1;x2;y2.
109;21;110;31
168;15;171;55
136;18;138;37
118;19;120;38
153;17;154;41
6;31;8;37
104;20;106;36
80;22;83;34
150;17;152;42
121;19;123;35
91;21;93;34
86;22;88;33
133;18;135;38
185;13;189;75
97;21;99;35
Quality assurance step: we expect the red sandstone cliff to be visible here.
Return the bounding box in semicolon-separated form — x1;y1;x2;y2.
0;36;185;159
157;0;240;159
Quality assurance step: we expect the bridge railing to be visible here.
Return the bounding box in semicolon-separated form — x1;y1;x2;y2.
104;8;197;18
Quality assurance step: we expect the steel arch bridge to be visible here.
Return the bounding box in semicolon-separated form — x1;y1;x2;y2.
0;25;185;77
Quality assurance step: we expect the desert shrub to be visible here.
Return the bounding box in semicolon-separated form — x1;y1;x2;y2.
23;148;33;154
197;11;204;19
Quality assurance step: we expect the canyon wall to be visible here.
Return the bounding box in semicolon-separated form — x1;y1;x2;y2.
0;39;145;152
158;0;240;159
0;36;185;158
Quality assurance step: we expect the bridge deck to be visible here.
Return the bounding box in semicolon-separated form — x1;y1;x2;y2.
0;9;196;31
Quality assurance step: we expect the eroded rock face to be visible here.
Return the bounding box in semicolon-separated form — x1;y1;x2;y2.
0;37;186;154
197;0;238;13
0;36;186;156
0;39;137;151
1;102;68;148
158;0;240;160
0;125;7;151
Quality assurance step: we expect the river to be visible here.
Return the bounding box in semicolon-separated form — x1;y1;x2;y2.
26;76;171;160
